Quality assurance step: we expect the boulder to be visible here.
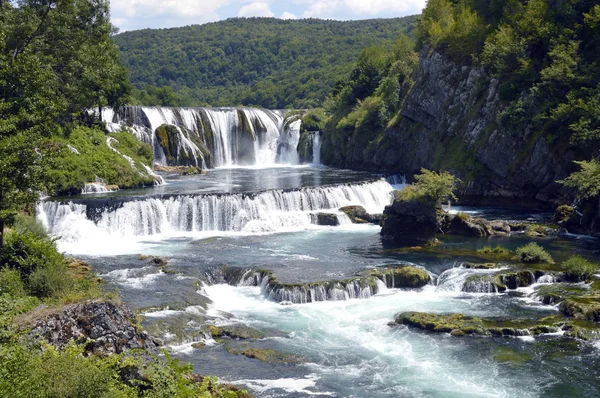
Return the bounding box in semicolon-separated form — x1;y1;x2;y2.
371;266;431;288
317;212;339;226
339;205;380;224
381;200;438;241
30;300;159;356
442;214;511;237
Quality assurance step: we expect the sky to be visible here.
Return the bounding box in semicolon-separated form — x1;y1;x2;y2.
110;0;427;32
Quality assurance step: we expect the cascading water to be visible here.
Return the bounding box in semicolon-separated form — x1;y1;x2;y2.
100;106;305;168
311;131;322;165
38;179;393;246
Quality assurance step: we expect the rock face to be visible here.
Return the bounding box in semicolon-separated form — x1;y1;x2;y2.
31;300;158;356
440;214;511;237
322;50;576;205
339;205;381;224
381;200;438;241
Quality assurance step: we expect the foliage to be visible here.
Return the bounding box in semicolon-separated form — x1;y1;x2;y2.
416;0;600;150
321;33;419;165
0;0;130;254
515;243;554;264
0;342;250;397
414;168;459;205
115;17;417;109
394;169;458;206
562;255;598;282
477;245;511;256
44;127;155;196
0;268;25;297
301;109;327;132
558;159;600;200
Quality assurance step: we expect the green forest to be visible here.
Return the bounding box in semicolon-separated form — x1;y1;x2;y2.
114;17;416;108
323;0;600;195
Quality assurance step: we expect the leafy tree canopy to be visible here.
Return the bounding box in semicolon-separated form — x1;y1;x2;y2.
114;16;417;109
0;0;130;253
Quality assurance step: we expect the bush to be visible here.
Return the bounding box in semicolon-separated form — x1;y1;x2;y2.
0;344;250;398
395;168;458;206
28;263;73;299
515;243;554;264
558;159;600;200
1;231;65;279
0;269;25;297
477;245;511;256
563;255;598;282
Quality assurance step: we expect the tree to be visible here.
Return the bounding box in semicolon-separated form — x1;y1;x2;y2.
396;169;459;206
558;159;600;199
0;0;129;255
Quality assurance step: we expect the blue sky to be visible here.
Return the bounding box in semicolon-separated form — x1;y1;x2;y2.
110;0;427;32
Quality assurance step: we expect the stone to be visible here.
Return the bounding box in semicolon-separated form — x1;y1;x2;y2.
30;300;159;356
316;212;339;226
394;311;564;337
381;200;438;241
339;205;381;224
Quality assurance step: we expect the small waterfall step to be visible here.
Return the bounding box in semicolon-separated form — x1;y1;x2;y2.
38;179;394;240
206;265;432;304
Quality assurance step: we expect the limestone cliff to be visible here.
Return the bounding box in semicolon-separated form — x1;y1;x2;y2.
322;51;586;206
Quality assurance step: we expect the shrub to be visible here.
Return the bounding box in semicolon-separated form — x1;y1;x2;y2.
395;168;459;206
456;212;470;221
558;159;600;199
1;231;65;279
477;245;511;256
12;214;48;240
28;262;73;299
563;255;598;282
0;269;25;297
515;243;555;264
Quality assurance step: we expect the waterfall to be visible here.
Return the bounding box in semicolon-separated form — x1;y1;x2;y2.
100;106;304;168
38;179;393;242
436;267;503;293
82;183;112;194
312;131;322;165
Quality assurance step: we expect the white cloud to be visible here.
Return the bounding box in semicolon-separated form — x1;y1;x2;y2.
280;11;297;19
237;2;275;18
110;0;232;31
109;0;424;32
302;0;426;18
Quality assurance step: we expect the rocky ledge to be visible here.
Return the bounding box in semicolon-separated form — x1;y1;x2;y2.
208;265;431;304
30;300;159;356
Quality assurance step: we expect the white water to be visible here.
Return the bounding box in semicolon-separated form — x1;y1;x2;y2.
203;283;539;397
82;183;112;194
312;131;322;165
38;179;393;254
101;106;302;168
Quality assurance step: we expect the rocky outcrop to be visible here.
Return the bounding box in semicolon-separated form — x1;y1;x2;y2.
380;200;438;241
30;300;159;356
323;50;577;206
209;265;431;304
440;214;511;237
339;205;382;224
317;212;340;226
394;312;564;337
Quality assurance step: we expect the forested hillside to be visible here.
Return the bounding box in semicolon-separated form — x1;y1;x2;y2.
322;0;600;208
114;17;416;108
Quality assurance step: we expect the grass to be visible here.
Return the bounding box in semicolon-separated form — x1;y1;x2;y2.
563;256;598;282
515;243;555;264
